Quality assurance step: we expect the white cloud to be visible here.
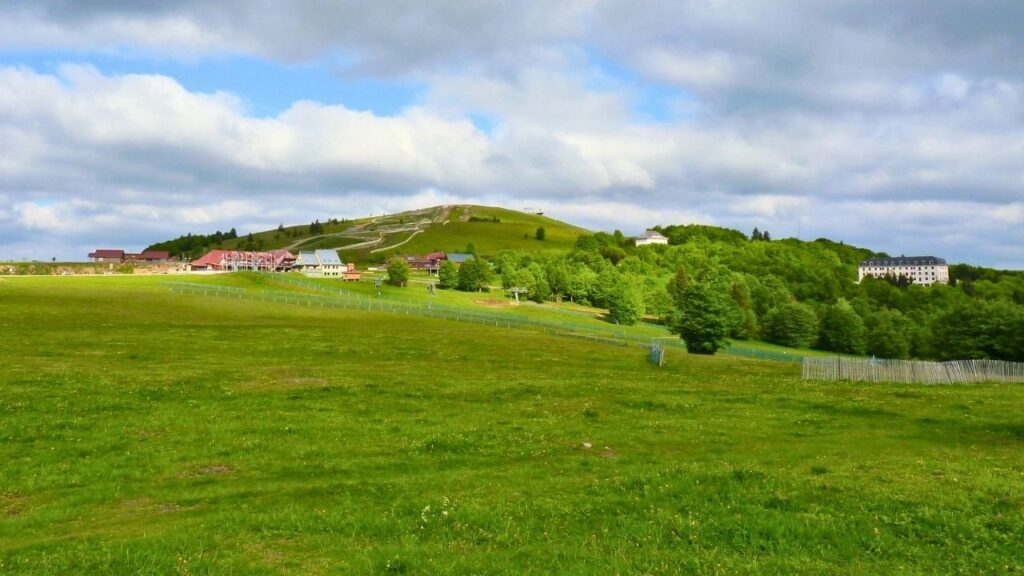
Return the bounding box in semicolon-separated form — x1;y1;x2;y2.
0;2;1023;267
1;64;1023;267
637;48;739;90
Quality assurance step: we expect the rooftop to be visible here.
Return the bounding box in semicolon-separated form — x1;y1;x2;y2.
637;229;668;240
859;256;947;267
313;249;342;266
192;249;294;267
137;250;170;260
446;253;475;263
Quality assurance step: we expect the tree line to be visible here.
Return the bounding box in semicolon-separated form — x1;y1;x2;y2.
391;225;1023;361
144;229;238;259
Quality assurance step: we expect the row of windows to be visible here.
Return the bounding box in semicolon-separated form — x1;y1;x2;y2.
861;266;943;271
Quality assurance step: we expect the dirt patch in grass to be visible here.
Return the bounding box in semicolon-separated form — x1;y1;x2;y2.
1;491;28;517
236;373;329;390
177;464;236;479
282;377;329;386
135;428;166;440
474;299;511;307
245;540;293;568
117;497;192;515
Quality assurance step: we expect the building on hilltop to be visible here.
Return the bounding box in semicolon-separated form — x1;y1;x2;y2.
190;249;295;272
634;230;669;246
858;256;949;286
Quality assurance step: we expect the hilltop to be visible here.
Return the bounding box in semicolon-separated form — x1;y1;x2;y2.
146;205;588;262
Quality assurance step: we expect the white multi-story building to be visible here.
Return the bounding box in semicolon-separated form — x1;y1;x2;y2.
858;256;949;286
634;229;669;246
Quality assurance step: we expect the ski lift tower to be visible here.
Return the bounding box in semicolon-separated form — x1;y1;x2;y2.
508;287;528;305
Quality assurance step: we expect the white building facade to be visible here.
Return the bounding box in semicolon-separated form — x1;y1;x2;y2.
858;256;949;286
634;230;669;246
295;250;346;277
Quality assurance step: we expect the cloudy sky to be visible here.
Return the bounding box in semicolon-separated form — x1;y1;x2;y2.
0;1;1022;267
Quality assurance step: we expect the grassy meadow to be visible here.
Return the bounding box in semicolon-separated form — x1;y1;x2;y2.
1;275;1023;574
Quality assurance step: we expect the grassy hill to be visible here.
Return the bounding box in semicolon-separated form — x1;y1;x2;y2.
2;274;1023;573
349;205;587;262
147;205;589;263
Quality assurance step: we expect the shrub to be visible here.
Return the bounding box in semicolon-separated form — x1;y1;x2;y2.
457;258;492;292
437;260;458;289
674;283;732;354
606;275;646;326
817;300;867;354
763;302;818;348
386;257;411;287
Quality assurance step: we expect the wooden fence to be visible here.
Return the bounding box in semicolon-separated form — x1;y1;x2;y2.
802;356;1024;384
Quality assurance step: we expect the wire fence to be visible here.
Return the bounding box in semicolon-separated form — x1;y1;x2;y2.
161;277;805;362
268;275;805;362
163;281;641;347
264;275;655;345
802;356;1024;384
722;346;803;363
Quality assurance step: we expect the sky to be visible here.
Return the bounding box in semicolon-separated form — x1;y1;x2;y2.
0;1;1022;268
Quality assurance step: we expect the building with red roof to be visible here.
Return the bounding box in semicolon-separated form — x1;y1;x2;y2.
403;252;447;274
190;249;295;272
88;249;172;264
88;249;126;262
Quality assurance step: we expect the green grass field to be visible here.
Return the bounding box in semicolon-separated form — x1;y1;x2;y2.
234;271;838;360
2;275;1023;574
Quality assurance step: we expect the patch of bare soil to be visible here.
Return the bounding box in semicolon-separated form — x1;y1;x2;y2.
135;428;166;440
177;464;236;479
245;541;292;567
237;370;329;390
1;491;28;517
282;377;328;386
474;299;511;307
578;443;619;459
117;497;192;514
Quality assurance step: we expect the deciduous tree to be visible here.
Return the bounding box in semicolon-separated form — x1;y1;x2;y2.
386;257;410;287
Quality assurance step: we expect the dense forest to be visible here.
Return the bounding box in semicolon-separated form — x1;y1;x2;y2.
144;229;238;259
454;225;1023;362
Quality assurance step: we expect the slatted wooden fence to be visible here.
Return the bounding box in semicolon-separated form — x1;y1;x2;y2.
802;356;1024;384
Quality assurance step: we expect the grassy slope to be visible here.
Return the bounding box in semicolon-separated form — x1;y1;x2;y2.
384;206;585;256
214;219;363;252
2;276;1023;574
261;271;836;358
337;206;587;263
186;205;587;262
